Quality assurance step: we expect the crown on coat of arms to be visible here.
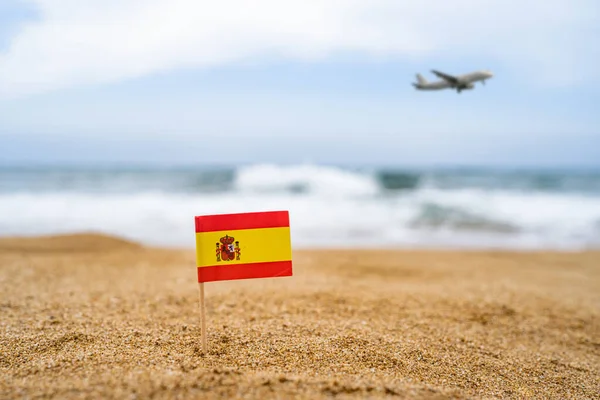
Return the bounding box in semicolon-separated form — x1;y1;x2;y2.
219;235;235;245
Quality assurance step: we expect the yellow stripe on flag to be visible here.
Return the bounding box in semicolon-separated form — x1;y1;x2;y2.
196;227;291;268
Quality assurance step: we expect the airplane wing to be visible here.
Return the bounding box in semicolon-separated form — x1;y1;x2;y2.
431;70;459;84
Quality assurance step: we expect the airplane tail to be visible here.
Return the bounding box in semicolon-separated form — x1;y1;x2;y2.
416;74;427;84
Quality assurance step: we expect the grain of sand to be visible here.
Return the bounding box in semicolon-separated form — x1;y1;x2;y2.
1;233;599;399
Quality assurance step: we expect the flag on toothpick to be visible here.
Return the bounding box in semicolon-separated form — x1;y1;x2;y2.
194;210;293;283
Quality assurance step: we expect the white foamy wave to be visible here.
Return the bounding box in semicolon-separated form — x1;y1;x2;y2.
233;164;379;197
0;187;599;250
415;188;599;229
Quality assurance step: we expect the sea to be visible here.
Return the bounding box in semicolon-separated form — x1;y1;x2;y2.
1;163;599;251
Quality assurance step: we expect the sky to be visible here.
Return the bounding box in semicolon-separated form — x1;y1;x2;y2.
0;0;599;168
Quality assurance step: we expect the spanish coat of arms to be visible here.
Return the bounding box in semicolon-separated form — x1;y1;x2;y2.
216;235;241;262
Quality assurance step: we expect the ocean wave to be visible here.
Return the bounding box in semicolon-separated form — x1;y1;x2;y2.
1;186;599;250
3;164;600;196
410;203;519;233
233;164;380;196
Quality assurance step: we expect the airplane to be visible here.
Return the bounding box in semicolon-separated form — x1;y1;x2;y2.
412;69;494;93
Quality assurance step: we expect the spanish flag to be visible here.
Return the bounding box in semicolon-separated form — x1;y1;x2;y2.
194;210;293;283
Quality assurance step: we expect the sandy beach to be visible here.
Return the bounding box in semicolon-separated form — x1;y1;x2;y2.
1;233;598;399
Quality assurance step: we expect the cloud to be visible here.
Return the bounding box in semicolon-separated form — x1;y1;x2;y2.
0;0;598;98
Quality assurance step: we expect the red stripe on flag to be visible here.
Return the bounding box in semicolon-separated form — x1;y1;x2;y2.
195;210;289;233
197;260;293;283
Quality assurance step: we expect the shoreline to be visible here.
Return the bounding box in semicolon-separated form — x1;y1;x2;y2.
1;232;598;254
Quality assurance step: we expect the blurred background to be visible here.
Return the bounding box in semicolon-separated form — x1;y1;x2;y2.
1;0;599;250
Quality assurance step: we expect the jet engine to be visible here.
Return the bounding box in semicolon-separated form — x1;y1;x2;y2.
456;82;474;93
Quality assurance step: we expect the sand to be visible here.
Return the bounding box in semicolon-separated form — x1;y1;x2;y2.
1;233;599;399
